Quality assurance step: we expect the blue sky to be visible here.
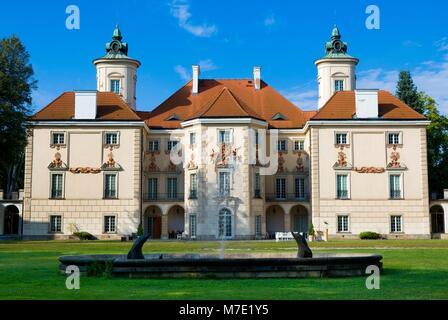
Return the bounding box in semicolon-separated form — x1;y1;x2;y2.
0;0;447;114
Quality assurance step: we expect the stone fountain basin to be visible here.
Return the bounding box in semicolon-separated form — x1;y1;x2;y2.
59;253;382;278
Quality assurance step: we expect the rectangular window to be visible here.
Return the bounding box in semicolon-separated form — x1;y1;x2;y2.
167;177;177;199
104;132;118;145
276;178;286;199
110;80;120;94
335;80;344;92
219;171;231;196
336;174;349;199
218;130;231;144
189;174;198;199
50;173;63;199
295;177;305;199
277;139;288;151
255;215;262;237
104;174;117;199
337;215;349;232
52;133;65;145
190;132;196;145
389;174;402;199
148;178;158;200
189;214;197;239
335;133;348;145
294;140;305;151
167;140;179;151
49;215;62;233
255;132;259;145
104;216;116;233
391;215;403;233
388;133;401;145
148;140;159;152
254;173;261;198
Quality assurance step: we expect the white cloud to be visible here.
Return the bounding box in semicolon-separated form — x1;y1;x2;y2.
198;59;218;71
435;37;448;52
281;83;317;110
174;59;218;81
402;40;422;48
264;14;276;27
174;65;190;81
170;0;217;37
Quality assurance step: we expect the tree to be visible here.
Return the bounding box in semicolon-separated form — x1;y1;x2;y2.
396;71;448;196
396;71;424;114
418;93;448;195
0;36;37;198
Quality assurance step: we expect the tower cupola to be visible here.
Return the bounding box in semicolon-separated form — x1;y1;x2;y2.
93;25;141;110
315;25;359;108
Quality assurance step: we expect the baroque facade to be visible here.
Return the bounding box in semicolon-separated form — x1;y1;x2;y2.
19;25;441;240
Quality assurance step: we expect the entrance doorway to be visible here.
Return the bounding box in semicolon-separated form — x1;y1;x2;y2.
430;205;445;235
3;205;19;235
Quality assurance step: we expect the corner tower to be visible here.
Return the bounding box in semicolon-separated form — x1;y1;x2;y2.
315;25;359;109
93;25;141;110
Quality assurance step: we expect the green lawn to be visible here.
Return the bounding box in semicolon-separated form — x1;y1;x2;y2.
0;239;447;300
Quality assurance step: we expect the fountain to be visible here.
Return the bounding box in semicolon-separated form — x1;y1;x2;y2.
59;232;383;278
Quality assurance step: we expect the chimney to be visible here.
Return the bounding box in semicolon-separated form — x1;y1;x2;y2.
253;66;261;90
192;65;200;95
355;89;379;119
74;91;97;120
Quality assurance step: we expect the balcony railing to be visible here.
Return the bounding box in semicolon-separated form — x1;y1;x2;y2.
336;190;349;199
265;193;309;202
390;190;402;199
143;193;185;202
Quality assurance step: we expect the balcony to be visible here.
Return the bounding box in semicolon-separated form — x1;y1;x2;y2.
143;193;185;202
265;193;309;202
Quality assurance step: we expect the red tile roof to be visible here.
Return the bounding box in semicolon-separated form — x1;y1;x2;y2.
146;79;310;129
311;90;426;120
31;92;141;121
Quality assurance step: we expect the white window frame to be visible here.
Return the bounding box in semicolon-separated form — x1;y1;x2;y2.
254;172;261;198
51;131;66;146
336;173;350;199
337;215;350;233
49;215;62;233
335;132;349;145
189;173;198;199
147;177;158;200
104;215;117;233
255;215;262;237
218;169;232;196
218;208;233;239
217;129;232;144
50;172;65;199
189;214;197;239
110;79;120;94
293;140;305;151
277;139;288;152
167;140;179;151
275;177;287;199
148;140;160;152
295;177;306;199
189;132;196;145
389;173;403;199
334;79;344;92
387;132;402;145
104;131;119;146
104;173;118;199
166;177;178;199
390;215;403;233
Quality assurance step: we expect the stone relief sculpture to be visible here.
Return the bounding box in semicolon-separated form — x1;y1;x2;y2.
388;145;401;168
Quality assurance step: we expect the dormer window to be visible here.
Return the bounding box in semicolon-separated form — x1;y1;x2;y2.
51;132;65;146
111;79;120;94
104;132;119;146
166;114;181;121
335;132;349;145
272;113;287;120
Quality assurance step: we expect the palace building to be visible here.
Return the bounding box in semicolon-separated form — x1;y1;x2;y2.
16;25;442;240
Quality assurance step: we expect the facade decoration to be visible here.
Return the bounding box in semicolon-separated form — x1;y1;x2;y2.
210;143;240;168
48;149;66;170
295;152;308;173
147;152;159;172
166;160;178;172
69;167;102;174
101;146;122;171
354;167;386;174
187;152;198;170
334;145;349;168
277;152;286;173
387;145;404;169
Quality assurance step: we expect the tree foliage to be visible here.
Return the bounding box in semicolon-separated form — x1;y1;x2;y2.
0;35;37;197
396;71;448;196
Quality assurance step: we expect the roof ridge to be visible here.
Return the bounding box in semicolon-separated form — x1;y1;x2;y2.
32;92;73;119
225;87;264;119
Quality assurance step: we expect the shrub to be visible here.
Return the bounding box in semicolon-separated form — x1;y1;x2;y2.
359;231;382;240
73;231;96;241
87;260;114;277
137;224;144;236
307;223;315;236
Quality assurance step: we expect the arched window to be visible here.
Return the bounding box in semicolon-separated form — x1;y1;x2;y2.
218;208;232;238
